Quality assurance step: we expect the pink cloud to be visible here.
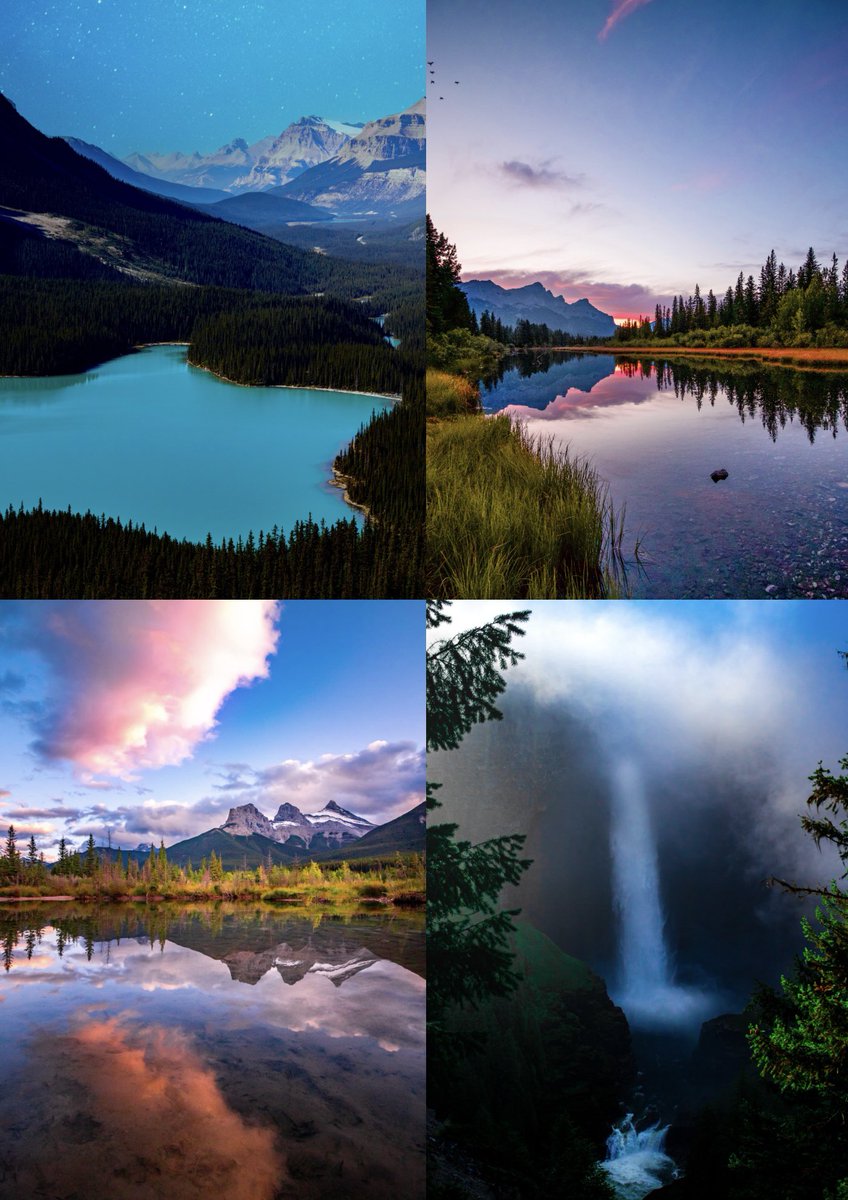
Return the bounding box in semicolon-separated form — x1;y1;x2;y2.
599;0;655;41
6;1018;285;1200
471;268;677;322
25;602;280;780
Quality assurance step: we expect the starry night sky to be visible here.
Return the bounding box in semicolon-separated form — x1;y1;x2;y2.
0;0;424;156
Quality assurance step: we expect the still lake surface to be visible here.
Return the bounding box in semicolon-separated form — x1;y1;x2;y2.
0;346;391;542
482;351;848;597
0;903;425;1200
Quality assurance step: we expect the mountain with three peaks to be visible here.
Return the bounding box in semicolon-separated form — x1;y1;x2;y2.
221;798;374;847
459;278;616;338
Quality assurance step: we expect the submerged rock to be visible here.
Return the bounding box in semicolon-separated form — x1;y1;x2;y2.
710;469;729;482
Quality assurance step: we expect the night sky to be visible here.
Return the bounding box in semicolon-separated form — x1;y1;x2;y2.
0;601;424;850
0;0;424;156
427;0;848;319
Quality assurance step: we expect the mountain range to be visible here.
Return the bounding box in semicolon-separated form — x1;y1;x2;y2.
75;102;426;221
125;115;360;193
459;278;616;338
0;92;346;292
83;799;425;870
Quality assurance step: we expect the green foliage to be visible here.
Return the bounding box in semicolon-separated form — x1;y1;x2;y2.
427;601;532;1021
749;893;848;1105
615;245;848;348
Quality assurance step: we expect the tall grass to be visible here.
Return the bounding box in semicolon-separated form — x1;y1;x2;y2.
426;367;478;417
427;413;625;598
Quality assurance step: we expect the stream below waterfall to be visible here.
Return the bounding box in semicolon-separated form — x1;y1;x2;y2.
600;1113;678;1199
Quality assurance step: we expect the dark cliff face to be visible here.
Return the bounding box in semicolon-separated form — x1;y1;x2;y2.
429;921;634;1193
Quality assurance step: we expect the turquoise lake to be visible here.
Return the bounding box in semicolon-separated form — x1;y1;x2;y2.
0;345;391;542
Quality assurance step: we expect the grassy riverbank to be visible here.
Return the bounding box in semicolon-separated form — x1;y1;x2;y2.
426;221;626;598
427;409;623;598
0;854;425;908
555;342;848;371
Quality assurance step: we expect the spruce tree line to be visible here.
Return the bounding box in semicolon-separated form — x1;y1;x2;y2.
617;247;848;345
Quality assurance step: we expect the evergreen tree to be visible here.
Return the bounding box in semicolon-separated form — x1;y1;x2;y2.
427;601;532;1019
748;650;848;1153
84;834;98;877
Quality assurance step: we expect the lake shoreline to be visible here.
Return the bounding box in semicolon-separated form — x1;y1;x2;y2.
534;343;848;371
0;341;403;401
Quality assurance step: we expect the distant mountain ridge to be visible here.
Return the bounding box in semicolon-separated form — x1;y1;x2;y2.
125;115;355;193
459;278;615;338
77;800;425;871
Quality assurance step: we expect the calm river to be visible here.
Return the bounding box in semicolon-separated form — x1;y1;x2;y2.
0;902;425;1200
482;351;848;597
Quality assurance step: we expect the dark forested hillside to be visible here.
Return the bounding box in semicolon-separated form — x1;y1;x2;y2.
0;93;417;301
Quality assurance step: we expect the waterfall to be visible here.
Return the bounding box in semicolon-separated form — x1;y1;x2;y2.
601;1114;677;1200
609;759;670;997
608;758;714;1029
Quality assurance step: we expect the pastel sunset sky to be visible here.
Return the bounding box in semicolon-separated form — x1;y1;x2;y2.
0;601;424;854
427;0;848;320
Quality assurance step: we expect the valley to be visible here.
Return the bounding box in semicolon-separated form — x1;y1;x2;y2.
0;91;425;598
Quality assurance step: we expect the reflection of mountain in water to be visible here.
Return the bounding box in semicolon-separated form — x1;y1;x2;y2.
223;938;379;987
0;904;425;985
483;352;616;411
482;351;848;444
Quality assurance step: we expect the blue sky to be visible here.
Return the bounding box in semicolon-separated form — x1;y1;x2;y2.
427;0;848;318
0;601;424;851
0;0;424;156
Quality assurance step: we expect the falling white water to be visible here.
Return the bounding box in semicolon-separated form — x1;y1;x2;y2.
600;1114;677;1200
608;758;715;1029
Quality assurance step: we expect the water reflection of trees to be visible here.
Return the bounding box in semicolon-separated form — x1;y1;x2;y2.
618;356;848;444
1;902;424;978
488;350;848;443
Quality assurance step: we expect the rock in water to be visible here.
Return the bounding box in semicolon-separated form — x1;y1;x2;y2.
710;469;729;482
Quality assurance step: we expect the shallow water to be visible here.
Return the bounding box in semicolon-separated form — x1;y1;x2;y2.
0;903;425;1200
0;345;390;542
481;351;848;597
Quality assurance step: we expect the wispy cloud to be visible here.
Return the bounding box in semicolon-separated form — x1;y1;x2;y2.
208;739;425;823
1;804;82;821
598;0;656;41
499;160;585;190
